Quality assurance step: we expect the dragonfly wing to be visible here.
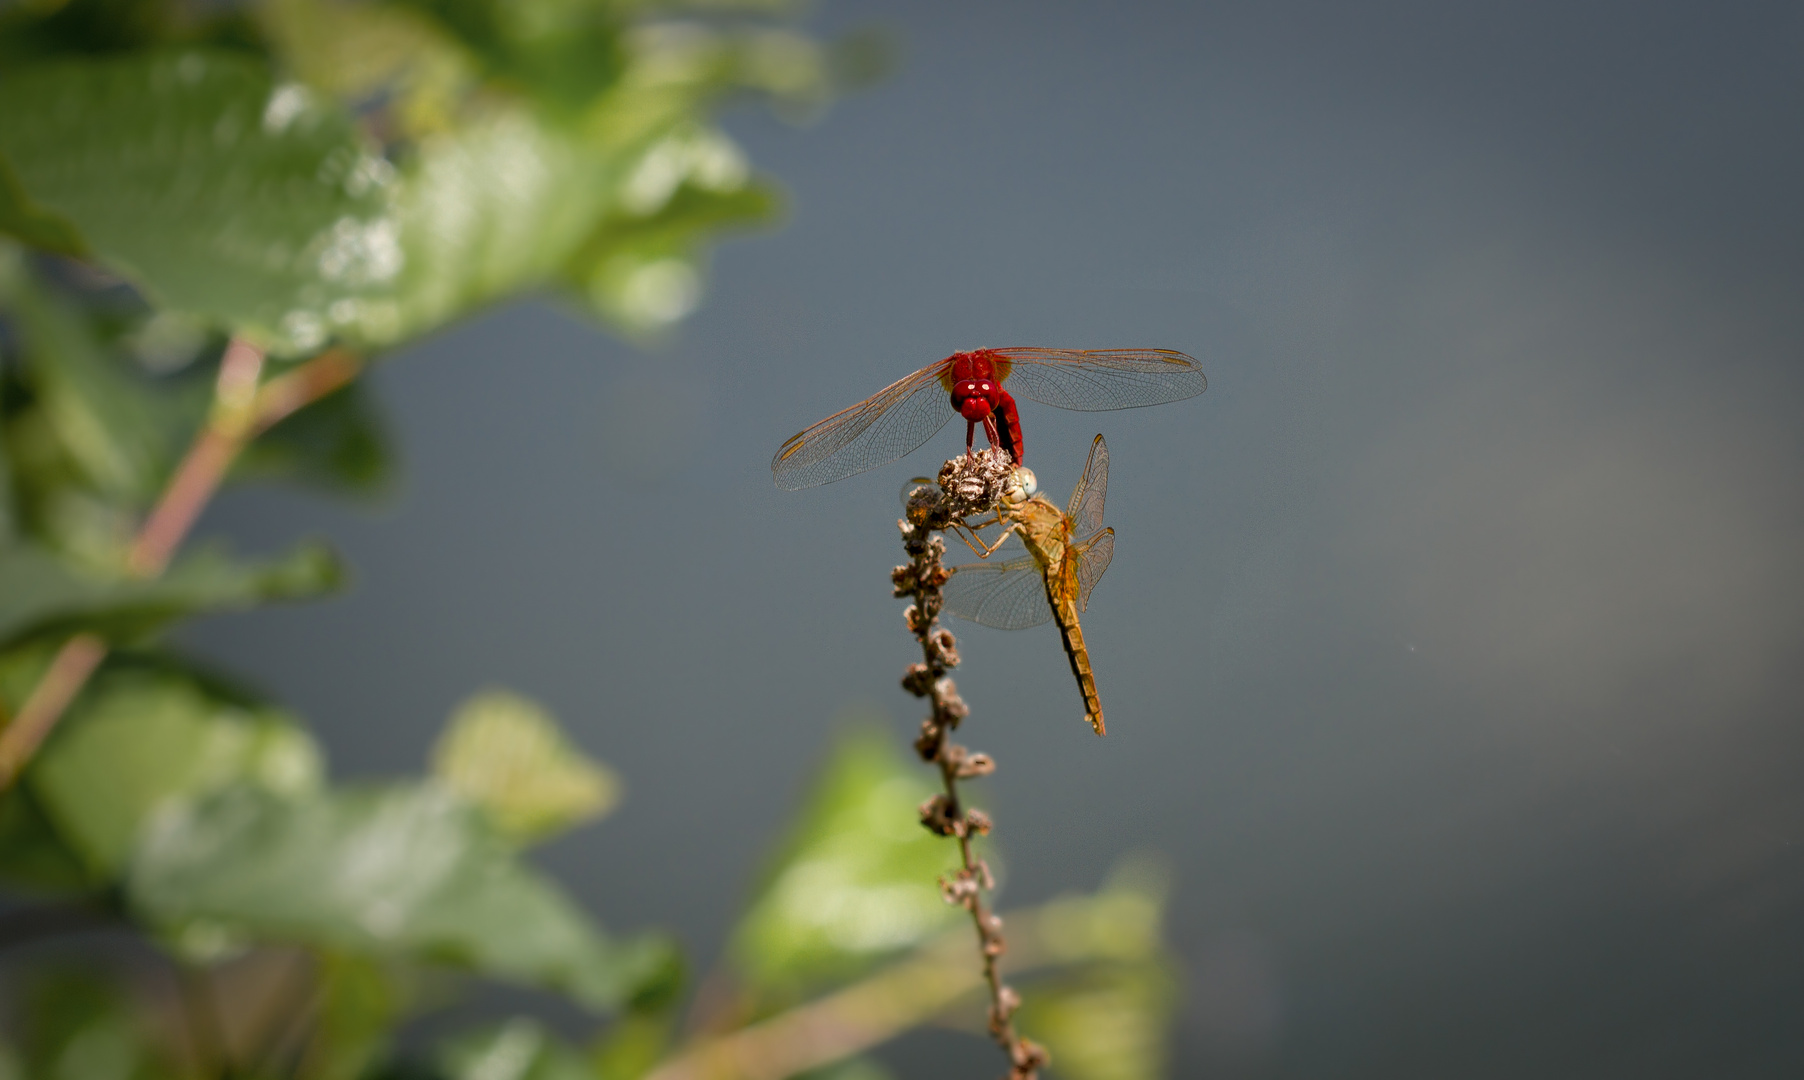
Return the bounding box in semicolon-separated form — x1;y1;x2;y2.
943;555;1055;630
1064;434;1109;537
771;363;954;489
993;348;1205;412
1073;527;1114;612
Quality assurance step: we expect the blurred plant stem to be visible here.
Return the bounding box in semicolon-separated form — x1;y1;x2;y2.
0;340;364;789
891;455;1048;1080
648;897;1101;1080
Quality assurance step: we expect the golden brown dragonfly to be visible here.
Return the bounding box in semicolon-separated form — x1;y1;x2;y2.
941;434;1115;735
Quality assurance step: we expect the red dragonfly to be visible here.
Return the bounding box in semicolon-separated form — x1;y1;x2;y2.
771;347;1205;489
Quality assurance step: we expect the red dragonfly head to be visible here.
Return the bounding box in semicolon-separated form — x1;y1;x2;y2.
949;376;1004;421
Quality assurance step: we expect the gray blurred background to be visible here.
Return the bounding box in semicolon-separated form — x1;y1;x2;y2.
186;1;1804;1076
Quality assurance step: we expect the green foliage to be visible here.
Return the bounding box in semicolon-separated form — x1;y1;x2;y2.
12;968;174;1080
30;660;321;877
130;781;675;1008
439;1019;595;1080
0;539;343;650
433;688;623;844
0;1;1181;1075
0;50;400;355
729;728;964;996
1010;859;1181;1080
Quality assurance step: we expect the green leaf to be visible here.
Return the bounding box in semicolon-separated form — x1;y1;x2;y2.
0;50;400;354
729;727;963;995
792;1059;897;1080
1014;964;1180;1080
0;154;86;256
0;783;93;894
590;1006;676;1080
1013;858;1180;1080
13;967;174;1080
28;661;322;877
396;0;627;115
0;261;207;507
439;1019;593;1080
575;178;781;334
0;538;343;650
431;687;621;844
128;782;676;1010
309;951;413;1080
233;377;393;496
369;107;619;342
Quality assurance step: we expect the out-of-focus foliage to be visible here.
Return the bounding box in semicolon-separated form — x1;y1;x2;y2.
0;1;1180;1075
432;687;622;844
1011;858;1182;1080
0;0;860;349
730;728;965;997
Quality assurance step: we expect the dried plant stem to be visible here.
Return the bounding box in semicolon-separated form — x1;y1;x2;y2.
891;453;1048;1080
0;342;364;790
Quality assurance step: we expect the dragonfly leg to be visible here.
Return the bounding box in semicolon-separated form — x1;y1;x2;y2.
972;521;1021;558
946;521;992;559
981;412;1001;450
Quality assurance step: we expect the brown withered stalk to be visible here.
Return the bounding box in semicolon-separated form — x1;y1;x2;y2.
0;339;364;789
891;448;1048;1080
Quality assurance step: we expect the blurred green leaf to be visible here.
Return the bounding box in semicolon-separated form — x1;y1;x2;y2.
396;0;626;115
792;1059;896;1080
1015;964;1180;1080
234;378;393;495
729;727;963;996
0;157;86;257
0;538;344;650
128;782;676;1009
432;687;621;845
1013;858;1180;1080
370;108;620;341
13;967;173;1080
29;661;322;877
0;50;400;353
439;1019;592;1080
310;951;414;1080
1024;855;1172;967
577;178;780;334
0;260;207;509
0;782;93;894
590;1006;675;1080
259;0;462;105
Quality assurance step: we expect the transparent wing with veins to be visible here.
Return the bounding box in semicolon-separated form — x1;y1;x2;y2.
942;554;1055;630
770;363;953;490
1064;434;1109;537
1073;528;1113;611
995;348;1205;412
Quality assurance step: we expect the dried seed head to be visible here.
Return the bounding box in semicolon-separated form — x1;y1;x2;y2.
928;628;960;666
901;663;935;697
918;794;959;836
939;872;980;907
965;808;993;836
1012;1038;1050;1076
938;688;971;723
989;985;1022;1032
939;448;1016;515
957;752;996;779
